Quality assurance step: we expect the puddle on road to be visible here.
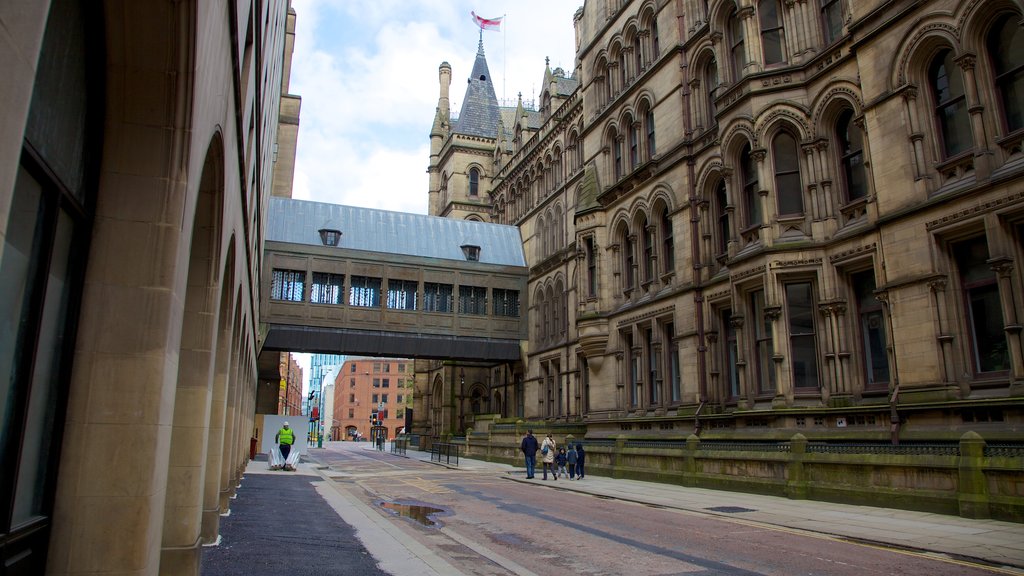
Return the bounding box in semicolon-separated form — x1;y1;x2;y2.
379;501;446;527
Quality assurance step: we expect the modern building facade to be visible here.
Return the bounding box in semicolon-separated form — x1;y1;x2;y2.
0;0;292;573
428;0;1023;445
332;357;414;441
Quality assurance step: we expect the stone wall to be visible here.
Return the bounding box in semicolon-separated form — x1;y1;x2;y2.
454;424;1024;522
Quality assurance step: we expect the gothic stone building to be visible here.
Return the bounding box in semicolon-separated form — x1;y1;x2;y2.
427;0;1022;445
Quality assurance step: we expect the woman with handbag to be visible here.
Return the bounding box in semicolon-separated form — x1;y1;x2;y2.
541;433;557;480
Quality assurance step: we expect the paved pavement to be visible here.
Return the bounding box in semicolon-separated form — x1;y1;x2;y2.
203;442;1024;575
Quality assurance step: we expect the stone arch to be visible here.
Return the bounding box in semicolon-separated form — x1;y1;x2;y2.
430;374;444;438
696;157;726;200
199;233;236;544
809;82;864;138
892;18;961;89
755;103;812;143
957;0;1024;53
469;383;489;415
163;130;225;562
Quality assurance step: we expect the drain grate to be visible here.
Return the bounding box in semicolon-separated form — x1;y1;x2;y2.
704;505;756;513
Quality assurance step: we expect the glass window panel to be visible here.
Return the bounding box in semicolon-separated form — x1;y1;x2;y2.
458;285;487;315
310;272;343;304
0;169;45;475
13;209;74;527
742;145;761;226
786;282;819;389
730;11;746;78
852;271;889;387
716;181;730;254
386;279;418;311
822;0;843;44
988;20;1024;132
349;276;381;307
837;110;868;201
773;132;803;215
271;269;305;301
930;50;972;157
25;0;89;202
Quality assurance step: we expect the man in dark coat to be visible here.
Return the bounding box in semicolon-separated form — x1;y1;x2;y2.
520;430;539;479
575;443;586;479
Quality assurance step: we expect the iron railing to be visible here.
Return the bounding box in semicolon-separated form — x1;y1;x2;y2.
391;436;408;456
431;442;460;466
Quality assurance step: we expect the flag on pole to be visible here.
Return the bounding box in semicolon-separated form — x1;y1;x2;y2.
471;11;502;31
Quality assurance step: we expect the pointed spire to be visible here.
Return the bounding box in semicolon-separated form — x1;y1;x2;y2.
454;37;500;138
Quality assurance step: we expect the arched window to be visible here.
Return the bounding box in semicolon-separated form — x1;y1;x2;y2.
628;116;640;169
773;131;803;215
715;180;730;255
652;18;660;58
987;19;1024;134
929;49;971;158
543;288;552;343
555;279;566;338
622;224;636;290
661;208;674;273
821;0;843;45
575;129;585;168
634;34;643;73
740;144;761;227
468;167;479;196
554;204;564;251
645;107;656;159
729;8;746;80
705;57;719;125
641;215;655;281
612;128;623;180
758;0;785;65
835;109;867;201
550;285;561;342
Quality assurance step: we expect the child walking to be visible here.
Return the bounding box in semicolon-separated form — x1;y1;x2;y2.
566;444;578;479
555;447;568;479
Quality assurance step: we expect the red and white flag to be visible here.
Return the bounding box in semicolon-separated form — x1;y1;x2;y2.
471;11;502;31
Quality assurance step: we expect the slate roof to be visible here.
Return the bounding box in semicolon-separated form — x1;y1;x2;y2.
454;40;501;139
267;197;526;267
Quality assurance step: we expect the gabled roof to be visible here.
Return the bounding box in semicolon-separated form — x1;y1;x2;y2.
454;39;500;139
267;197;527;267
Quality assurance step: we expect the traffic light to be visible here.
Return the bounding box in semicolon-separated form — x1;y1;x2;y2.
371;410;378;425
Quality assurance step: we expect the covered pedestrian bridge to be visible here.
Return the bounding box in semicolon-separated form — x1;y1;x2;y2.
256;197;529;381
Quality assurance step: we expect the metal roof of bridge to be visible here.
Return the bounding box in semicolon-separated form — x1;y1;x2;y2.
267;197;526;267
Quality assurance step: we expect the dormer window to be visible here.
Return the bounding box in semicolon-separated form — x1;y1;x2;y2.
461;244;481;261
318;227;342;247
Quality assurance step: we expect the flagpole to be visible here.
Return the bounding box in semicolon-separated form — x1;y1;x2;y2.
502;13;507;102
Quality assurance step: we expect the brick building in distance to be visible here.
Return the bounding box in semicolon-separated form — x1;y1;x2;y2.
332;357;414;440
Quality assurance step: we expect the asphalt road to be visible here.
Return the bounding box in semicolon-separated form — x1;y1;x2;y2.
297;443;1006;576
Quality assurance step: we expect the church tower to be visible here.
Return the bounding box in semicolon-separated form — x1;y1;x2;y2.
427;39;500;221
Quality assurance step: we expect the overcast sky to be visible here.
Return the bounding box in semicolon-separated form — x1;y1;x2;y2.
288;0;582;215
288;1;581;388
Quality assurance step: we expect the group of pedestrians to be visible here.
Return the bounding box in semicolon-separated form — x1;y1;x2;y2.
519;430;585;481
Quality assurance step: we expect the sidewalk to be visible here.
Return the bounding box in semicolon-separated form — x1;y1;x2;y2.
397;445;1024;572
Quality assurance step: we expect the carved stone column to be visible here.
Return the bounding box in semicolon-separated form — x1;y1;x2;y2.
990;259;1023;380
902;87;928;181
765;305;787;404
927;279;954;384
957;53;992;177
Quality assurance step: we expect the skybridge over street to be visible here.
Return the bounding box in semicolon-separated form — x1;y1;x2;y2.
256;197;529;382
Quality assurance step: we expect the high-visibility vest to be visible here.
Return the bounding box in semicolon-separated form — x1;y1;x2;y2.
278;428;294;445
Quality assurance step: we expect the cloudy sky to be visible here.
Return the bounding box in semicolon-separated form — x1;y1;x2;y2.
288;0;582;215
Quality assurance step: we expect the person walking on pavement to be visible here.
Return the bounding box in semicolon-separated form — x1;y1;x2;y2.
555;447;568;479
520;430;539;479
575;443;585;479
541;433;557;480
566;444;578;480
275;422;295;470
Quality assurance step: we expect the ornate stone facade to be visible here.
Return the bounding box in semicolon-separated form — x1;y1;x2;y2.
429;0;1023;442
